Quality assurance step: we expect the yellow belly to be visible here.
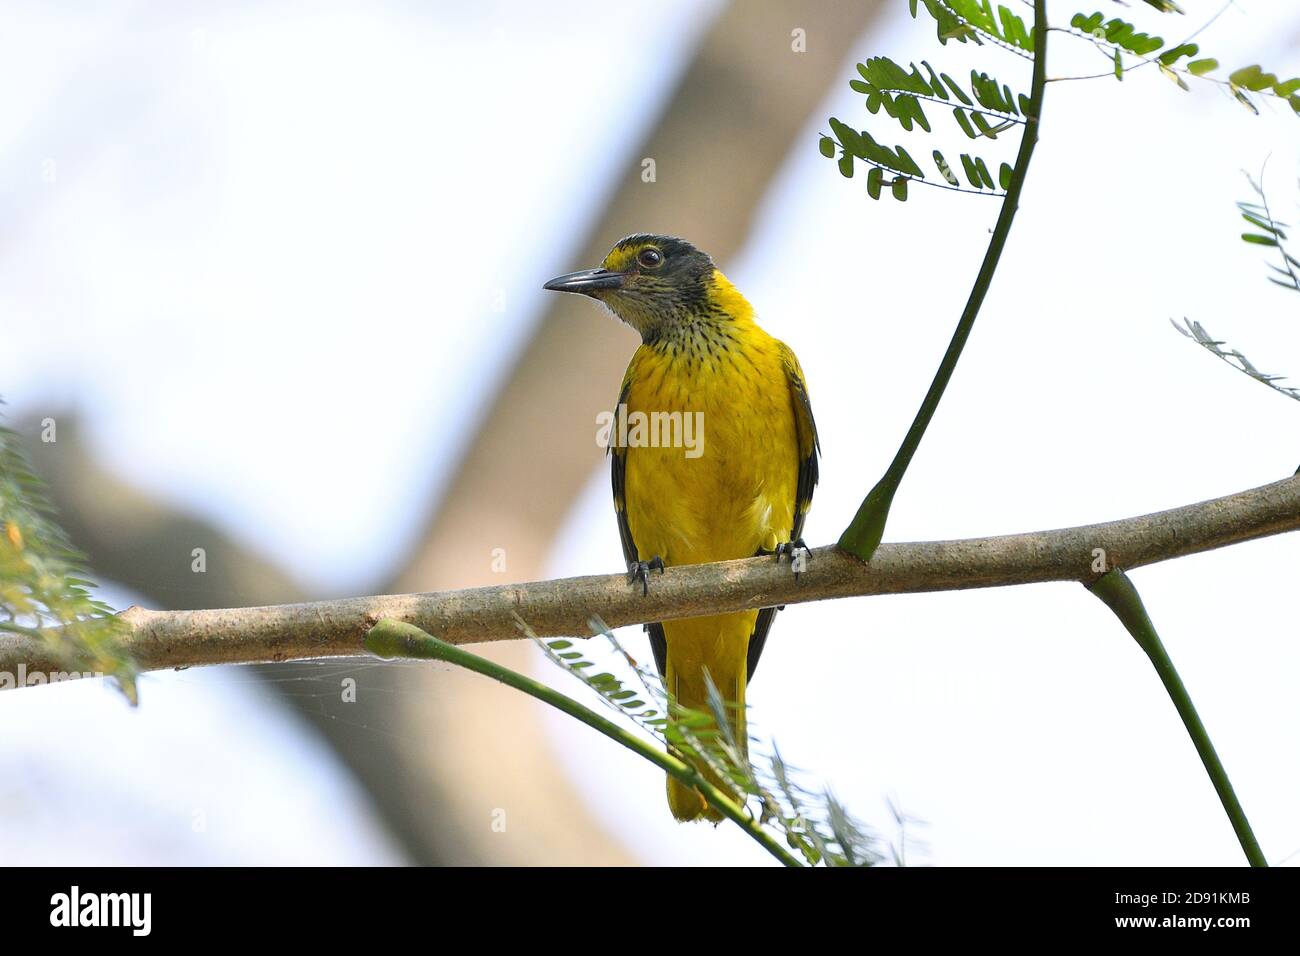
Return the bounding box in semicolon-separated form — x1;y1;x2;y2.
621;332;799;566
620;327;799;821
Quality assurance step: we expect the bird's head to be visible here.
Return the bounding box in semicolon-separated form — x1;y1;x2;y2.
544;235;739;343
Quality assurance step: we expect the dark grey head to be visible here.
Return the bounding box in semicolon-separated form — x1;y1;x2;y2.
543;234;719;341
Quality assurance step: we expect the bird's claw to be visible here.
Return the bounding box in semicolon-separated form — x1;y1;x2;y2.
774;538;810;581
627;556;666;596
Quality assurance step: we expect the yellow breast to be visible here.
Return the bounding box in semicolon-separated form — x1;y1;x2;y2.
620;320;799;567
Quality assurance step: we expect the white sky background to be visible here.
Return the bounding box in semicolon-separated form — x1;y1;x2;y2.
1;0;1299;865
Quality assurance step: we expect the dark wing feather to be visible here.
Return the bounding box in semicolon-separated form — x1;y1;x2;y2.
786;350;820;545
610;373;670;677
746;343;820;680
746;607;779;680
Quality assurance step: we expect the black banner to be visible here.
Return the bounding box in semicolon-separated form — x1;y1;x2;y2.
0;866;1291;941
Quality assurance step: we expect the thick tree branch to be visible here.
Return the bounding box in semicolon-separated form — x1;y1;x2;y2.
3;474;1297;687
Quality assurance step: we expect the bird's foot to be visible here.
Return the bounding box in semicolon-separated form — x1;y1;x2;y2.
774;538;810;580
627;556;666;596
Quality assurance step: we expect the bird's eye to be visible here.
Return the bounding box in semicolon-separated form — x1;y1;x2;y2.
637;248;664;269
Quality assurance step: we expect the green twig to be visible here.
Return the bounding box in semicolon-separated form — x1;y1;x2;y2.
1088;570;1267;867
363;618;803;868
838;0;1049;559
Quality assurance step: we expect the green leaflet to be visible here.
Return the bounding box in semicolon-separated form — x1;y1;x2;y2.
915;0;1034;52
855;57;1021;113
855;57;932;96
1238;203;1287;241
912;0;967;46
922;61;948;99
1070;12;1164;56
827;117;926;178
933;149;960;186
946;152;1000;192
866;165;883;200
1227;63;1300;112
1229;65;1278;92
1157;42;1198;67
953;106;977;138
942;71;975;105
970;70;1020;114
877;92;931;133
970;110;999;138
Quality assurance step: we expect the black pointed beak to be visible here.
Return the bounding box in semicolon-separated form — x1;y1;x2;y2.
543;268;625;296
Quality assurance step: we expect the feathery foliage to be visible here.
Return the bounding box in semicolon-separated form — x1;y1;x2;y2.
0;410;135;699
820;55;1022;198
1173;319;1300;403
1174;173;1299;403
364;616;898;866
821;3;1035;200
1236;175;1300;294
1065;8;1300;113
913;0;1034;53
537;616;893;867
826;2;1298;204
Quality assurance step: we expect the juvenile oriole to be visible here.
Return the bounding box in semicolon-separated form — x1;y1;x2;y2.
544;235;819;821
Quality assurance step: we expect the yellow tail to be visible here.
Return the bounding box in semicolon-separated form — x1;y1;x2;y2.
663;611;755;822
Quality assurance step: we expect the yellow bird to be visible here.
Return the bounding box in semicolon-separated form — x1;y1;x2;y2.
544;235;818;821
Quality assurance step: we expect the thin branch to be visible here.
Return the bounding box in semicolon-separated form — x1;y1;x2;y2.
1088;569;1268;867
838;0;1049;558
2;474;1297;688
1173;318;1300;402
365;618;803;867
1248;167;1300;294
